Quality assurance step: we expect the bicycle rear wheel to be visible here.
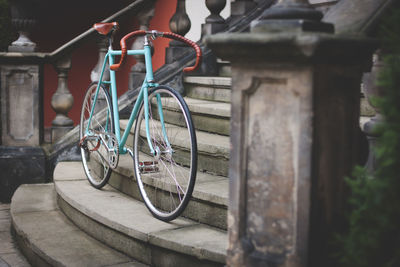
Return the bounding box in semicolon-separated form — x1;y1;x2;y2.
133;85;197;221
79;83;114;189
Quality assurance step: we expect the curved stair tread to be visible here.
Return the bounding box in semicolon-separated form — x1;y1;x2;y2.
164;97;231;118
10;184;146;267
54;162;228;264
120;120;230;158
184;76;232;88
111;154;229;207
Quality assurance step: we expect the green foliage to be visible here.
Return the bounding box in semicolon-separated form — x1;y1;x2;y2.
0;0;14;51
335;7;400;267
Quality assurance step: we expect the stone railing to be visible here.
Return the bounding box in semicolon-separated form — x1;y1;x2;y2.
0;0;154;145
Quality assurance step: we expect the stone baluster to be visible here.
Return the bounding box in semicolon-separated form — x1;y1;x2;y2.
87;36;111;115
362;51;385;173
165;0;191;64
129;5;155;91
164;0;192;94
202;0;228;37
8;0;38;52
231;0;257;19
91;36;110;83
206;0;377;266
51;56;74;143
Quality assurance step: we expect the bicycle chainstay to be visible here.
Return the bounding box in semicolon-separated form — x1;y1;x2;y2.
79;131;119;169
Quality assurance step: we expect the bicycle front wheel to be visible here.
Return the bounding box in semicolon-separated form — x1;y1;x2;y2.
80;82;114;189
133;85;197;221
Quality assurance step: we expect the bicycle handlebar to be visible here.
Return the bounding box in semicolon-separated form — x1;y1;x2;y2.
109;30;202;73
161;32;202;73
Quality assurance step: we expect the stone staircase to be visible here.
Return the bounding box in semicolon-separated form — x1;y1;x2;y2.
10;75;232;266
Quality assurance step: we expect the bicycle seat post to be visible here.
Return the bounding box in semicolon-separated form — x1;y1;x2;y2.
144;34;150;47
108;34;113;50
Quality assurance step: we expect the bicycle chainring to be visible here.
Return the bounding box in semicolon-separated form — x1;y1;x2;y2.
105;133;119;169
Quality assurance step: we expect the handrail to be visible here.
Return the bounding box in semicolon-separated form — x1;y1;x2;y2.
48;0;152;61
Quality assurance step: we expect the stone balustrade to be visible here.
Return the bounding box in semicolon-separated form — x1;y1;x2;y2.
0;0;154;145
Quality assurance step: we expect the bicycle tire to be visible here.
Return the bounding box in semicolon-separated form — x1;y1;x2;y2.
133;85;197;221
80;82;114;189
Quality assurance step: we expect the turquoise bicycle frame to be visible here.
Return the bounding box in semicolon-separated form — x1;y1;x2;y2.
85;42;169;156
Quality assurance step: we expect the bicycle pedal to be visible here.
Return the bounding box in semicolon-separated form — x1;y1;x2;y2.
139;161;159;173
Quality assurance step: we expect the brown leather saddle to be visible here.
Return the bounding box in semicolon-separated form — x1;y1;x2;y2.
93;22;119;35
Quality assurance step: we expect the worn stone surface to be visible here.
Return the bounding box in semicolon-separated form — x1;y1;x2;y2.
185;76;232;103
121;118;230;176
10;184;146;267
0;65;43;146
105;155;228;229
0;204;30;267
57;160;228;229
206;31;376;267
53;163;227;265
156;97;231;136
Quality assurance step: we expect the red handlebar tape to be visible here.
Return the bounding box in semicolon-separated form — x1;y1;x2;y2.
110;30;201;73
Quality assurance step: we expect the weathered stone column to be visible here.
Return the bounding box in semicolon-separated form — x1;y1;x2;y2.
1;63;43;146
0;55;46;202
51;56;74;143
129;5;155;91
206;1;377;266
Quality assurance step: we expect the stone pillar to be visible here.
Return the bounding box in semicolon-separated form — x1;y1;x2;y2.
0;64;43;146
0;56;47;202
51;56;74;143
206;1;376;266
129;5;155;91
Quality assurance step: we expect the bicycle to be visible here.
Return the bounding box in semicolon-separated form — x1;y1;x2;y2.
79;22;201;222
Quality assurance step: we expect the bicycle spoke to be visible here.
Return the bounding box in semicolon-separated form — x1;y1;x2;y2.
80;83;114;189
134;86;197;221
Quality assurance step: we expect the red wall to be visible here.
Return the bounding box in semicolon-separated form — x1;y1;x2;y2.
32;0;177;128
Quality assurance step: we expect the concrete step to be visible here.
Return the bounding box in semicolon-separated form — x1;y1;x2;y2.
153;97;231;136
121;120;230;177
10;184;146;267
0;203;30;267
54;162;227;266
107;154;228;229
184;76;232;103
